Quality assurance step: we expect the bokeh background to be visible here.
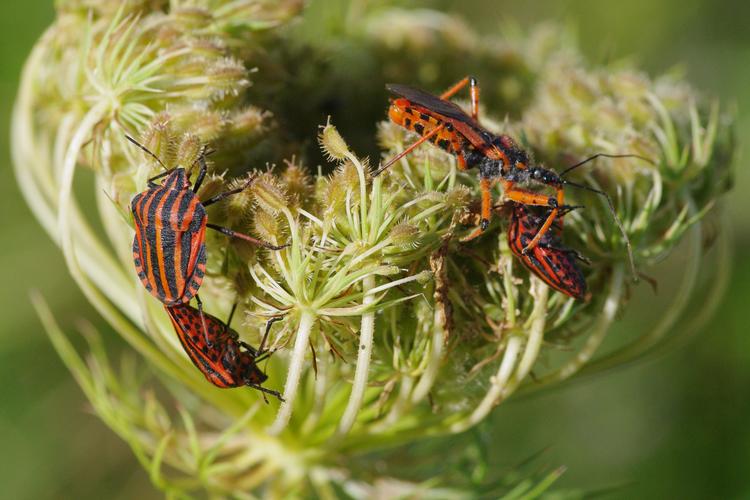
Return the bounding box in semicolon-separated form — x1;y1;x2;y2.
1;1;747;498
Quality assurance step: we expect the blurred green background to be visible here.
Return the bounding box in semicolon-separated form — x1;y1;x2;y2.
1;1;747;498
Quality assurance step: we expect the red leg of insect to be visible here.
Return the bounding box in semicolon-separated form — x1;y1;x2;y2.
461;177;494;241
456;151;469;171
373;123;446;177
439;76;479;120
206;223;288;250
503;181;566;253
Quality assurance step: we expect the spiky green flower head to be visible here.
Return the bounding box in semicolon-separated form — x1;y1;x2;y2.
14;1;734;497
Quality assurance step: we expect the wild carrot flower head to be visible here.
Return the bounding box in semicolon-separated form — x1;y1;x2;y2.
14;2;734;496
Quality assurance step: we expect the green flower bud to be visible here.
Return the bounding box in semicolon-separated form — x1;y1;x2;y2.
175;133;203;171
389;222;420;248
249;172;289;216
139;113;176;168
318;120;352;162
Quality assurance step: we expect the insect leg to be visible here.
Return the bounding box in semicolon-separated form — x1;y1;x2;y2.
374;123;446;177
221;302;240;341
201;173;258;207
247;384;284;402
206;223;288;250
461;177;494;241
456;151;469;171
146;169;176;187
439;76;480;120
502;181;565;253
192;147;209;193
194;294;212;348
259;316;284;355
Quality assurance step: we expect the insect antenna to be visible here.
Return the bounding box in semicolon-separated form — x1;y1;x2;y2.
563;179;637;280
125;135;167;170
558;153;655;281
559;153;654;178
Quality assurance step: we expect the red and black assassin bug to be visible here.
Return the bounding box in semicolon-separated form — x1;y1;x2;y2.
374;76;646;277
128;136;285;346
507;203;588;300
165;303;283;400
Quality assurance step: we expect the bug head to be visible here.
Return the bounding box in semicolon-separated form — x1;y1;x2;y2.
529;165;562;186
238;354;268;386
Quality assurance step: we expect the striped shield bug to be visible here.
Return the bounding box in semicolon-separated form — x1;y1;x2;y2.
375;77;648;278
165;303;283;400
127;136;285;345
507;202;587;300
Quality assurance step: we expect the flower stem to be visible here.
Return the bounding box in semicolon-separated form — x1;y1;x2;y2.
410;303;446;404
268;311;316;435
337;276;376;436
450;336;522;434
529;265;624;387
450;281;549;433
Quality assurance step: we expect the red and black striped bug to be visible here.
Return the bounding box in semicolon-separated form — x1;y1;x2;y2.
128;136;285;345
374;76;645;276
165;303;283;400
507;202;588;300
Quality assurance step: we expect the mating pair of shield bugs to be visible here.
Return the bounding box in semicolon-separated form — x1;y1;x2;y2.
376;76;645;299
127;136;284;398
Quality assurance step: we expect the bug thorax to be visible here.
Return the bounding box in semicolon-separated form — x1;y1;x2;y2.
477;155;503;180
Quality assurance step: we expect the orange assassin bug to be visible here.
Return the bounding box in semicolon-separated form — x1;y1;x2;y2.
374;77;647;277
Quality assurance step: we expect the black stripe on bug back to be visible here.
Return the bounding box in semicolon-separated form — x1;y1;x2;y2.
144;186;170;302
131;192;145;225
187;205;207;263
159;188;182;301
178;192;196;281
524;252;558;286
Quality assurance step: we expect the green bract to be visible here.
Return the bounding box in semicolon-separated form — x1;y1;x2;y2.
13;1;734;496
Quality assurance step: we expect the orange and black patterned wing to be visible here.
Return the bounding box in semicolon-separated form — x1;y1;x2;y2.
386;83;506;161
